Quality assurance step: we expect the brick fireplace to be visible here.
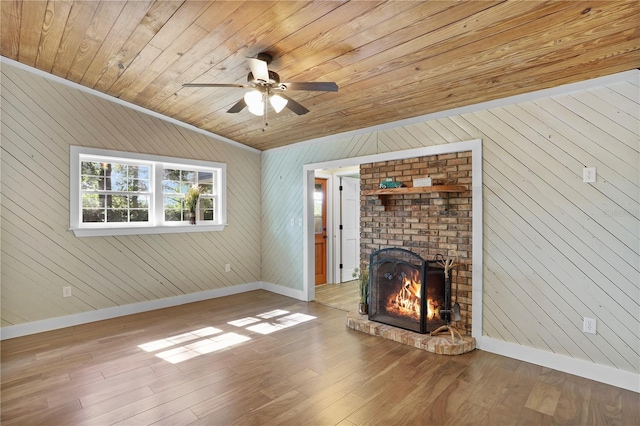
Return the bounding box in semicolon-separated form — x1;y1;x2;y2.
359;152;473;334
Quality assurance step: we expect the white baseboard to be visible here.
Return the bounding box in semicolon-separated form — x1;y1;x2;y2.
260;281;306;301
477;336;640;393
0;282;262;340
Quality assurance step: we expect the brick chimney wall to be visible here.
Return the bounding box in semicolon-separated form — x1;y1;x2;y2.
360;152;473;334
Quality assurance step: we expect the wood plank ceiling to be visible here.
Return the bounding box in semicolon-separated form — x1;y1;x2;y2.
1;1;639;151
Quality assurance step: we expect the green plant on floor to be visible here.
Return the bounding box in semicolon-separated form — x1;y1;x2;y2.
352;267;369;305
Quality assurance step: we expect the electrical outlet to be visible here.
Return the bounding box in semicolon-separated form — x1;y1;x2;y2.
297;218;302;227
583;317;597;334
583;167;596;183
225;264;231;272
63;286;72;298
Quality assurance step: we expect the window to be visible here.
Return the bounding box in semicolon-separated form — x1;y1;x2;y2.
70;146;226;237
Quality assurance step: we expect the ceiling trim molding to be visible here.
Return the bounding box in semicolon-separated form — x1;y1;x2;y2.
0;56;260;154
266;69;640;154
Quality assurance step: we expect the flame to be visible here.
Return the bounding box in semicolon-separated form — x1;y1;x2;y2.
391;277;439;320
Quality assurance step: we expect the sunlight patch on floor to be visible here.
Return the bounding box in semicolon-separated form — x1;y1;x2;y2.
137;310;316;364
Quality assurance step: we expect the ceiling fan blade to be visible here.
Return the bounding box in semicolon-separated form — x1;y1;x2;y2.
247;57;270;83
280;82;338;92
183;83;248;88
279;94;309;115
227;98;247;113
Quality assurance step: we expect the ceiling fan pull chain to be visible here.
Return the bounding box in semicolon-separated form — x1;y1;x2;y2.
263;93;268;131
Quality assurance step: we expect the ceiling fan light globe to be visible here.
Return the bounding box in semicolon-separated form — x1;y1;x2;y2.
269;94;288;113
244;90;263;107
248;102;264;116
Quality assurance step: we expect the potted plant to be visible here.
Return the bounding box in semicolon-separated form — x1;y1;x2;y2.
353;267;369;315
184;184;201;225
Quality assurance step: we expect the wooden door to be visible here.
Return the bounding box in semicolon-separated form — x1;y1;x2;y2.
314;178;328;285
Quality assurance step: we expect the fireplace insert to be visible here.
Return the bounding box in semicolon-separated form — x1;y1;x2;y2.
368;248;448;334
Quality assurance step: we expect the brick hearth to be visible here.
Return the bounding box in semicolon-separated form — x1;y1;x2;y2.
346;312;476;355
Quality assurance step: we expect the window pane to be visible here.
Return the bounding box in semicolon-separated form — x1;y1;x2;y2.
164;196;181;209
129;165;149;180
82;194;104;208
111;175;129;191
164;169;181;181
130;195;149;209
130;210;149;222
200;198;213;209
107;209;128;222
163;180;180;193
201;210;214;221
199;184;213;194
83;209;105;222
107;195;128;208
165;209;181;221
81;176;101;190
81;161;102;176
131;179;149;192
181;170;196;183
180;182;191;194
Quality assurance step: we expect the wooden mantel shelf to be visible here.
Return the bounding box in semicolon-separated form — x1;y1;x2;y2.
362;185;466;196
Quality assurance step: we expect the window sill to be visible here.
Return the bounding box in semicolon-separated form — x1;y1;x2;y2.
70;223;227;237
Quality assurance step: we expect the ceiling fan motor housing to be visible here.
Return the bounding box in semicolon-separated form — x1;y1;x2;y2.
248;70;280;86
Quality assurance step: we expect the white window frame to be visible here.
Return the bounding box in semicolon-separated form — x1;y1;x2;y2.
70;146;227;237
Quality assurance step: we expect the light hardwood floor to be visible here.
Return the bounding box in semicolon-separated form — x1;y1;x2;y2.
314;280;360;312
1;290;638;425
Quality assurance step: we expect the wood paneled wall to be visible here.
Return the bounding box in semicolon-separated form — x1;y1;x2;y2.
1;62;262;327
262;74;639;374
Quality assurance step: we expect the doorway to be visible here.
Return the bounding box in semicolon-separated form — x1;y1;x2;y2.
314;178;328;285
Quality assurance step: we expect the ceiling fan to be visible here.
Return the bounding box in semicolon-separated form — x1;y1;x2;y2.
183;53;338;119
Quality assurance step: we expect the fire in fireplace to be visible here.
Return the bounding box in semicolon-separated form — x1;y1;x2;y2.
368;248;448;334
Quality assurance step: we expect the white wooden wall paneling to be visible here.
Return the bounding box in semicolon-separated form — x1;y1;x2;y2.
578;90;638;133
609;81;639;102
482;236;566;354
437;117;475;141
379;128;418;151
483;197;617;365
487;107;637;275
469;110;638;314
0;183;124;305
0;219;131;309
555;96;638;152
113;236;186;295
481;297;519;343
428;119;463;144
482;165;637;371
406;122;449;145
481;154;638;370
1;138;69;224
1;63;263;326
482;265;539;347
482;162;639;347
0;98;70;174
1;71;82;152
2;117;69;202
506;105;638;220
0;255;87;320
532;98;638;173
